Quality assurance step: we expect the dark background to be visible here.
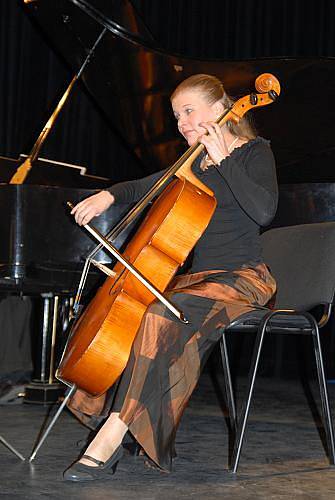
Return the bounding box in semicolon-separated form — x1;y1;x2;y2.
1;0;334;183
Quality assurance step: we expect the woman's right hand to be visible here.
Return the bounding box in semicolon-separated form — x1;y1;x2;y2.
71;190;115;226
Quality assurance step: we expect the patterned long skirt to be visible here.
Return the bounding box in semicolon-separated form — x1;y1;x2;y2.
68;264;276;472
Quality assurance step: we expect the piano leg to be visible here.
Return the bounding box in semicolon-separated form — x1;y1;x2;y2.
24;294;72;404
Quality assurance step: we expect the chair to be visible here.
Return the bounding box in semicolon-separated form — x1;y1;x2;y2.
220;222;335;473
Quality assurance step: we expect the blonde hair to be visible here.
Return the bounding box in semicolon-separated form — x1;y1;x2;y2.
171;74;257;140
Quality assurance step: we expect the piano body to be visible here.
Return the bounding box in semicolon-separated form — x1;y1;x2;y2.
0;155;139;294
2;0;335;398
0;154;143;401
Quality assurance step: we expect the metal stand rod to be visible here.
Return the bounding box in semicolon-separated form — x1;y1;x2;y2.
29;385;76;461
0;435;25;461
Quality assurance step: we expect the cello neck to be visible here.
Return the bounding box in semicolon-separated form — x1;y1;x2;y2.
174;144;213;196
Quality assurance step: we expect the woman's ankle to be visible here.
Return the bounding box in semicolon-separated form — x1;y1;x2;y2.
79;414;128;465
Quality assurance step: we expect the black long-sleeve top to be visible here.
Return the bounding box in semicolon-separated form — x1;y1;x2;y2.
107;137;278;272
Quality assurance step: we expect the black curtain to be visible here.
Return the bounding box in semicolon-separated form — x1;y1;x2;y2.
0;0;334;181
133;0;335;59
0;0;141;183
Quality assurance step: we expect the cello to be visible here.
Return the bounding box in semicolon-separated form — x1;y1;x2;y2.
56;73;281;397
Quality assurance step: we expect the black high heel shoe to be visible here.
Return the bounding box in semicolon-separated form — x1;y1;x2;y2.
63;445;124;482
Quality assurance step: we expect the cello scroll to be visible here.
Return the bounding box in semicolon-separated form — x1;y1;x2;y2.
226;73;280;123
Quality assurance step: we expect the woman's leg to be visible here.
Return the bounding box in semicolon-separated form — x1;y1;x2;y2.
78;345;138;466
68;291;214;470
79;412;128;466
66;266;276;474
74;292;220;472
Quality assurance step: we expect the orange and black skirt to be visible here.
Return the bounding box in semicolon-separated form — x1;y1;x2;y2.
68;264;276;472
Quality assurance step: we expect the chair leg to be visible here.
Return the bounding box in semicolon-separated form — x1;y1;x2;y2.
230;315;271;473
311;322;335;464
220;333;237;432
220;333;237;469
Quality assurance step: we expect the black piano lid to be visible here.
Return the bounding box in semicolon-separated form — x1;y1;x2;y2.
23;0;335;183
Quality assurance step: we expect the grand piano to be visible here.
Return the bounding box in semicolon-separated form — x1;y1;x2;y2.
1;0;335;398
17;0;335;223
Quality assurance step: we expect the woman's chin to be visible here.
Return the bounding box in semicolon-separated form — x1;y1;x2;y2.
185;135;198;147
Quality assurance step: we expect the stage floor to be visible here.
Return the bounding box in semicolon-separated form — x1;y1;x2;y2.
1;373;335;499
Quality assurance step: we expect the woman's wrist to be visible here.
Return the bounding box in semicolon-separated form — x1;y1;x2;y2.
102;190;115;204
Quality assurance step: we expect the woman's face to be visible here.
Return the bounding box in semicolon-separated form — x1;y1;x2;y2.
171;89;222;146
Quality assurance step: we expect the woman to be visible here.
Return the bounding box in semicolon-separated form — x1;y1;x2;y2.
63;73;278;481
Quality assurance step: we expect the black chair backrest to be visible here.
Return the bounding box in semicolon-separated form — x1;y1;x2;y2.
261;222;335;310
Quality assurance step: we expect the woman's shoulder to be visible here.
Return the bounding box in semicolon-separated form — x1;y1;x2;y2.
230;137;276;176
234;136;274;159
242;136;271;151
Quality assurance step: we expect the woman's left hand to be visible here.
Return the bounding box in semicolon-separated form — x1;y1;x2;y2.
198;121;229;165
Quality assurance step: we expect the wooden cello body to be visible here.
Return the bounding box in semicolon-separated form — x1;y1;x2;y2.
57;177;216;395
57;73;281;397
